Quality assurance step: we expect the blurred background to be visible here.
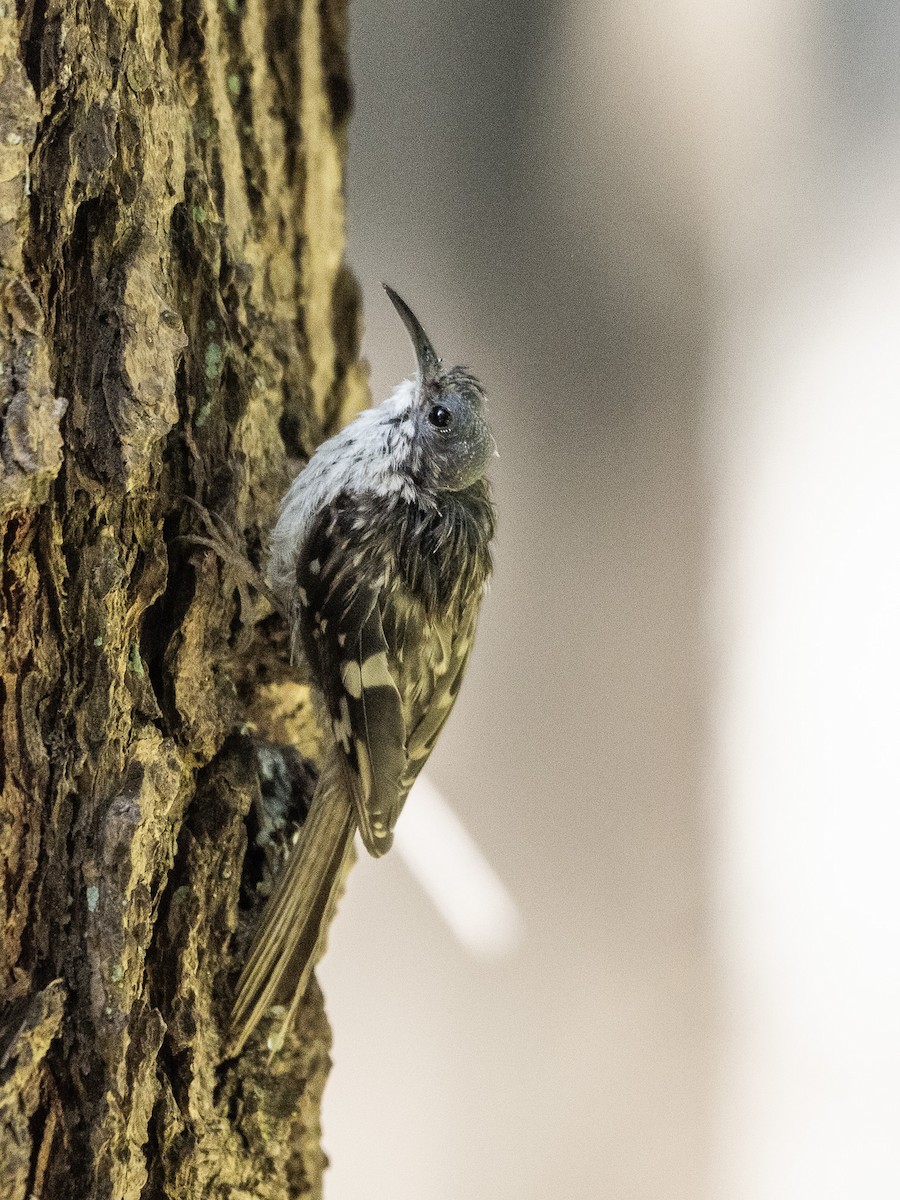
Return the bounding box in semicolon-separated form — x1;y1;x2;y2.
317;2;900;1197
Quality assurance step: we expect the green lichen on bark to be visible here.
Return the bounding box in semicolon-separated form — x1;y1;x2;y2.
0;0;366;1196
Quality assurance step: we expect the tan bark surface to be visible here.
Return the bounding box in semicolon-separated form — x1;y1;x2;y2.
0;0;366;1195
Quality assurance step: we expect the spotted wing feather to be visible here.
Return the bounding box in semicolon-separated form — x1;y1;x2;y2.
297;499;407;856
297;489;488;855
383;596;479;803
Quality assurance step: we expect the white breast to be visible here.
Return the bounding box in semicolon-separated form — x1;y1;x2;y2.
267;378;419;605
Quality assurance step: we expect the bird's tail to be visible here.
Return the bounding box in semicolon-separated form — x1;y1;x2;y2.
229;759;356;1055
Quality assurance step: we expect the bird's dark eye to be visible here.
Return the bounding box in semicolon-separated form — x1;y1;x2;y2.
428;404;452;429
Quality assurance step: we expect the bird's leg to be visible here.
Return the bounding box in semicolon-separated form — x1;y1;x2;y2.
180;497;288;620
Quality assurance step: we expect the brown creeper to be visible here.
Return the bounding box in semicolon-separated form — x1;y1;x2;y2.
230;287;497;1053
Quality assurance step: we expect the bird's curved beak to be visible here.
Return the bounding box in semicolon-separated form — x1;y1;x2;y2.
383;284;441;382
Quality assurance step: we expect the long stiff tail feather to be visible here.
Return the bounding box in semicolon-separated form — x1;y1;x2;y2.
230;763;355;1055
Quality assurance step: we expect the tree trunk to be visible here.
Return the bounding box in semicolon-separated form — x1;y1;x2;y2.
0;0;365;1195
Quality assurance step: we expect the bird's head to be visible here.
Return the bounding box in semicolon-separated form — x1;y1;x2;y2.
384;285;495;493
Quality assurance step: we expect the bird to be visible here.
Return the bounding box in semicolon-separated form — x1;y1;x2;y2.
229;285;497;1054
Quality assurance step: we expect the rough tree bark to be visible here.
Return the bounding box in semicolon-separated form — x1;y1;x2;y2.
0;0;366;1195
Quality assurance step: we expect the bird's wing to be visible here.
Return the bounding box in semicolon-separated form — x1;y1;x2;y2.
390;601;480;801
297;497;407;857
